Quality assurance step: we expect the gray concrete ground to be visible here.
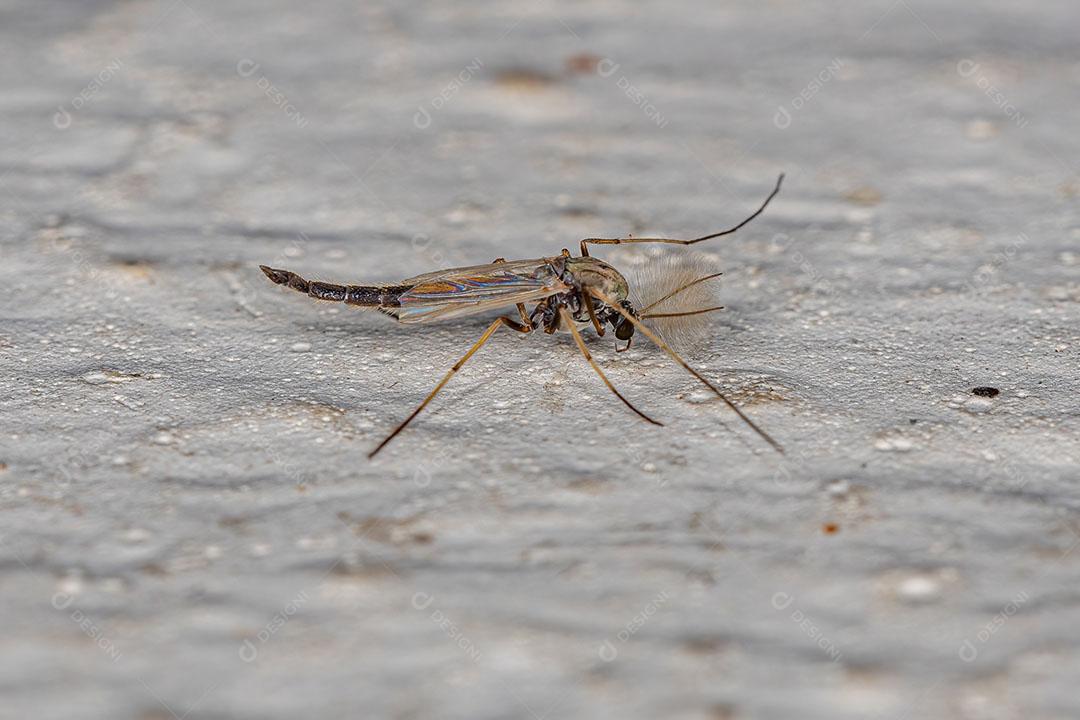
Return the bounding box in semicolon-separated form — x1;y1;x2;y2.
1;1;1078;718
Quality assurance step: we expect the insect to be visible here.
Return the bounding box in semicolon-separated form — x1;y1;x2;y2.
261;174;784;458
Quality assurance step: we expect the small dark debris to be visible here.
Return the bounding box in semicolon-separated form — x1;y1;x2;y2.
114;257;155;267
822;523;840;534
972;386;1000;398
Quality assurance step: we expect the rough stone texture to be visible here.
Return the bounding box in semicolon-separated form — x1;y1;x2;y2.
1;1;1078;719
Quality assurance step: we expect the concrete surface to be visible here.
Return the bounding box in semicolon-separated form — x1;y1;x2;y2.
1;1;1078;719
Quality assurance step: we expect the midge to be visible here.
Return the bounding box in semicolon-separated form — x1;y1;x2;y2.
261;175;784;458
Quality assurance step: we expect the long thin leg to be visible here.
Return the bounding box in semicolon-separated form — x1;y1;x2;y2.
642;306;724;320
640;272;723;314
544;307;561;334
591;289;783;454
492;257;533;327
580;174;783;256
581;293;605;336
368;316;529;458
558;308;661;426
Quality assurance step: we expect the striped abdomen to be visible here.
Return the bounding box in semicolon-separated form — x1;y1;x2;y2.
259;265;408;307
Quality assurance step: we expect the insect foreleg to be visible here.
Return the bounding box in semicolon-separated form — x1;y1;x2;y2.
591;288;784;454
579;174;783;256
581;293;605;336
558;308;661;426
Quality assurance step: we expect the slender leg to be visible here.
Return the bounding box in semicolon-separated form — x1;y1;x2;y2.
368;316;529;458
591;289;784;454
579;174;783;257
640;272;723;314
492;258;533;327
559;308;661;426
581;293;605;336
544;308;561;334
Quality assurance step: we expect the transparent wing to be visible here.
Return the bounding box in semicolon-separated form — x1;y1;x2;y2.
393;258;568;324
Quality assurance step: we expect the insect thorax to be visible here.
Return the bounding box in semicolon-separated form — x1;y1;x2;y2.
531;256;637;335
560;256;630;301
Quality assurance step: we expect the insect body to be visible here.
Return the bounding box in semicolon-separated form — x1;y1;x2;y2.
261;175;785;458
261;254;633;337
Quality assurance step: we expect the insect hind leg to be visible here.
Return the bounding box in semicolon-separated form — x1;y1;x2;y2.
490;258;533;327
369;314;530;458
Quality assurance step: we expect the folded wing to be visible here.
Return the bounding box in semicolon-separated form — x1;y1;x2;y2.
392;258;568;323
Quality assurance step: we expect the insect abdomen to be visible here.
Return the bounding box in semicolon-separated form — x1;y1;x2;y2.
260;265;407;307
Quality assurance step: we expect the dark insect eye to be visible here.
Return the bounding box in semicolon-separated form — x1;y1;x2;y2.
615;320;634;341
